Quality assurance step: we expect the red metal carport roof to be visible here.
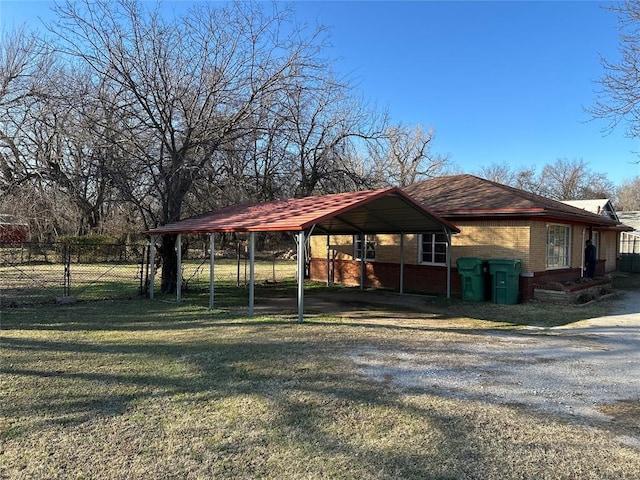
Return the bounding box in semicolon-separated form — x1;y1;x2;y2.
145;187;459;235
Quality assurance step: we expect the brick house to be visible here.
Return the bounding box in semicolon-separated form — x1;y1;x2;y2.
308;175;632;301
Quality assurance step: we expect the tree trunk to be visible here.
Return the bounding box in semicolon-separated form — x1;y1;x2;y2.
159;234;178;294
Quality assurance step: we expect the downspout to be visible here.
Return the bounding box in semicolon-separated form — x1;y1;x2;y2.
326;234;330;286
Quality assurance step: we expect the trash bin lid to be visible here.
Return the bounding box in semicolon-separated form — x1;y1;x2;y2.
488;258;522;274
456;257;484;270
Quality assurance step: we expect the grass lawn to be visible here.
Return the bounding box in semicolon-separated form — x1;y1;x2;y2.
1;285;640;479
0;258;297;305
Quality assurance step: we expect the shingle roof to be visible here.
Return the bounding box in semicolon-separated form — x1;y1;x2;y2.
561;199;619;221
145;187;459;236
403;174;628;229
618;211;640;231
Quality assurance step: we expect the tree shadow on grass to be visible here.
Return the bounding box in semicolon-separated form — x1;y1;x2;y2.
3;300;639;478
3;305;553;480
0;334;493;479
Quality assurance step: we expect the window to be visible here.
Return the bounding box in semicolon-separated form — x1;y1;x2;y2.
354;234;376;261
420;232;448;265
591;232;600;254
547;224;570;268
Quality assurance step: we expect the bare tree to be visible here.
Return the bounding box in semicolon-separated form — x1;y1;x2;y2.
48;0;355;292
476;164;545;194
0;27;84;240
274;75;384;197
0;27;53;198
591;0;640;141
15;66;126;236
616;176;640;210
368;123;449;187
511;166;543;194
538;158;614;200
539;158;586;199
476;163;518;186
0;181;81;242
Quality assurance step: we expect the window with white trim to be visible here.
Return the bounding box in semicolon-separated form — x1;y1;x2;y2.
546;224;570;268
419;232;448;265
354;234;376;261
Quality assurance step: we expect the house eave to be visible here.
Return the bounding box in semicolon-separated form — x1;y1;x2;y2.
435;209;625;229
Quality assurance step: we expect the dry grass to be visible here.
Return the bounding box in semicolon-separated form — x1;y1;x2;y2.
0;258;297;304
599;400;640;440
1;296;639;479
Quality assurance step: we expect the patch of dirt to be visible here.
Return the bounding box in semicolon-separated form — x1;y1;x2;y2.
256;287;640;447
599;400;640;439
342;290;640;448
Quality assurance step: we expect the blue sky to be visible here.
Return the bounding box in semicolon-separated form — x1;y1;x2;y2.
2;0;640;186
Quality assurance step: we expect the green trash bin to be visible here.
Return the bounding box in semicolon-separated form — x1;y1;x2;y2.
456;257;486;302
488;259;522;304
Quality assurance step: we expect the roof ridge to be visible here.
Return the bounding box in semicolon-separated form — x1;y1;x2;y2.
404;174;622;226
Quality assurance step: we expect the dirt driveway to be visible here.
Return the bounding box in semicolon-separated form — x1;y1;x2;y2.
317;290;640;448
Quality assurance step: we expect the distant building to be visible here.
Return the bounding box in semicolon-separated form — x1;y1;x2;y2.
0;215;30;243
561;199;619;222
617;212;640;254
310;175;633;301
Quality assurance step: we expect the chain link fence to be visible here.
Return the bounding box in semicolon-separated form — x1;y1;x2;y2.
1;239;298;307
0;242;146;307
162;241;298;294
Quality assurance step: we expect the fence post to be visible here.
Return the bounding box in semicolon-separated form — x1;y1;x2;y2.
236;242;241;287
63;244;71;297
209;233;215;310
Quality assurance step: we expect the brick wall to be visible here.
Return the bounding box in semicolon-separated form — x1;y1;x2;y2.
448;220;531;271
308;218;621;302
311;223;532;270
520;267;581;301
309;258;460;296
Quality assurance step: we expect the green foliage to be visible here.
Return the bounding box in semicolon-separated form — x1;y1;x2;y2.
56;234;119;246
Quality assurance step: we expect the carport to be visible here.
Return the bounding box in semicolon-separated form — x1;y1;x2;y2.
145;187;459;322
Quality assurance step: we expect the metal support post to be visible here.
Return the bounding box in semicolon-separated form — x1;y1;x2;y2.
209;233;215;310
298;230;305;323
249;232;255;316
149;236;155;300
326;235;330;286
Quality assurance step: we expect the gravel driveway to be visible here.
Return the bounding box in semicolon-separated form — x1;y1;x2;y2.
351;290;640;447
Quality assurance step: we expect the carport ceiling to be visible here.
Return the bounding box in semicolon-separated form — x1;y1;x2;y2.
146;187;459;236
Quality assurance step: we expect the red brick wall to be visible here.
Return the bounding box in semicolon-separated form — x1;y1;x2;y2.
309;258;462;296
311;258;599;303
0;224;30;243
520;268;581;301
